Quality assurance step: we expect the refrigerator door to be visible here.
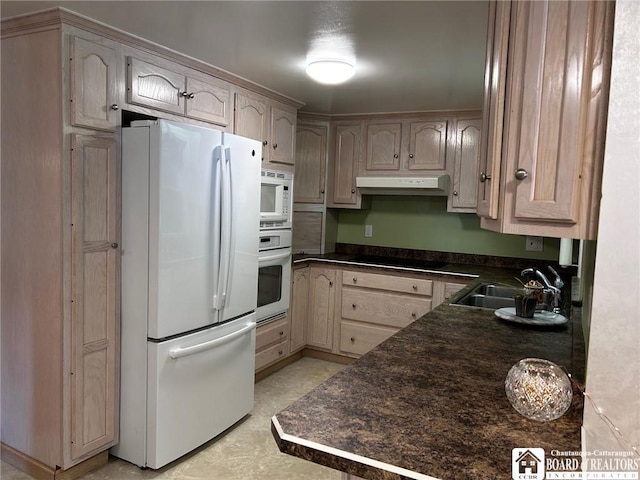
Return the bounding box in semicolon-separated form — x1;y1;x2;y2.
218;132;261;322
149;120;224;338
146;315;256;469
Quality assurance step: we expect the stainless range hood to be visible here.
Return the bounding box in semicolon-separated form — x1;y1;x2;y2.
355;175;450;196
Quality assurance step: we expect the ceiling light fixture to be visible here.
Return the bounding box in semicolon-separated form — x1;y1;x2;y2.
306;59;355;85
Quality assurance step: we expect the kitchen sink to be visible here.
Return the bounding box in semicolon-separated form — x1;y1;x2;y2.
451;283;520;310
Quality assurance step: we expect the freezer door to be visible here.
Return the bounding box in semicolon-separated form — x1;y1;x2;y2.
219;132;261;322
149;121;224;338
146;315;256;469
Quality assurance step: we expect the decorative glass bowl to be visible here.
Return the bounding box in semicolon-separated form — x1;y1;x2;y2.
505;358;573;421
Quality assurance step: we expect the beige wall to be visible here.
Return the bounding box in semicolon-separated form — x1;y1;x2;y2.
583;0;640;461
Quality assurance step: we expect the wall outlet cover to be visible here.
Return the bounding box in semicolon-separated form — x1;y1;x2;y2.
365;224;373;237
526;236;544;252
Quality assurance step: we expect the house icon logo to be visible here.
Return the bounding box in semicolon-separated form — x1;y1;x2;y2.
512;448;545;480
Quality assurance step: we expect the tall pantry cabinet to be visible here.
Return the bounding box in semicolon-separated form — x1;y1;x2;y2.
1;17;120;477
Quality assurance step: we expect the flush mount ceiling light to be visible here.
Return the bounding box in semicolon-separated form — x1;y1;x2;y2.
306;59;355;85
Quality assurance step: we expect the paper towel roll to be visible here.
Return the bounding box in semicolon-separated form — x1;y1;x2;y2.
559;238;573;267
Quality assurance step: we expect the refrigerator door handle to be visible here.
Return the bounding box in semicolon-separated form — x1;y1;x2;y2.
212;146;224;312
217;147;233;310
168;322;256;359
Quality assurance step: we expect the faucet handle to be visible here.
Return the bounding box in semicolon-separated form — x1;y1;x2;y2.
547;266;564;289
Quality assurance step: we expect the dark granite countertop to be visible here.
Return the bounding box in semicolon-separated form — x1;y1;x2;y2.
272;251;583;480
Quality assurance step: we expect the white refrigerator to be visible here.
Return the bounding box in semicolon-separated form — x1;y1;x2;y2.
111;120;261;469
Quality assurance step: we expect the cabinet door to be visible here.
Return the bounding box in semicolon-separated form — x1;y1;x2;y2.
184;76;230;126
508;0;594;224
70;35;119;132
331;124;361;206
294;124;327;203
290;267;309;353
407;121;447;171
234;93;269;161
365;122;402;171
270;106;297;166
449;119;482;212
127;57;185;115
477;0;510;219
70;134;119;459
307;267;336;350
292;211;323;254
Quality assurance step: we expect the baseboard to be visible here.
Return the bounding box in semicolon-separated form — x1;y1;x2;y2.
255;351;303;382
301;348;355;365
1;443;108;480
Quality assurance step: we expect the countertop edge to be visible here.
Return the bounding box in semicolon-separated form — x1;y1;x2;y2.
271;416;441;480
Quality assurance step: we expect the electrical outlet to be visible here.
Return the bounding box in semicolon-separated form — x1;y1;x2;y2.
365;224;373;238
526;236;543;252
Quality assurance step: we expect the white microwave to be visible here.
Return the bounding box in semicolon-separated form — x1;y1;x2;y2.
260;169;292;229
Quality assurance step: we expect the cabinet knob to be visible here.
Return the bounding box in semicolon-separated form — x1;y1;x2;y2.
273;143;278;149
180;91;189;97
262;140;268;146
188;92;195;99
279;331;284;336
393;153;399;159
321;188;325;194
351;188;356;194
453;191;458;196
411;312;417;318
352;303;356;309
350;337;355;343
479;171;492;183
278;350;283;355
110;242;119;249
110;104;119;111
409;153;414;159
515;168;529;181
329;281;333;286
412;285;418;290
352;277;357;283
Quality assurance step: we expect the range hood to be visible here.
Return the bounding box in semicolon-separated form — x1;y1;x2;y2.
355;175;450;196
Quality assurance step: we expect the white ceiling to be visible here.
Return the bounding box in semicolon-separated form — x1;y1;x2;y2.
1;1;489;115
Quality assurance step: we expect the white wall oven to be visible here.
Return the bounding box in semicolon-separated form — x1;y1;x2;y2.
257;229;292;324
260;169;292;229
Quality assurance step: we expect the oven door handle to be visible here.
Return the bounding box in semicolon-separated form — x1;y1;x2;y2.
259;250;292;263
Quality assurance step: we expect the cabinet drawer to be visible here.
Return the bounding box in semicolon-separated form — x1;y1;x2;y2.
255;317;289;351
340;321;398;357
342;287;432;328
255;340;290;371
342;270;433;296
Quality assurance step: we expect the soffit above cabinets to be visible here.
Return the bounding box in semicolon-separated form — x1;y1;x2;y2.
0;1;489;115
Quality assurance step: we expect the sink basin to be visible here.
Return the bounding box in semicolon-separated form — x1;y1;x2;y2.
457;294;515;309
451;283;520;310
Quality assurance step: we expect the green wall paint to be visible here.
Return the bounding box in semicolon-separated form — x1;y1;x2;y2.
335;196;562;260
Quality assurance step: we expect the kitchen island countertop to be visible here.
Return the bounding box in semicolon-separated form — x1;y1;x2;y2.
271;272;583;479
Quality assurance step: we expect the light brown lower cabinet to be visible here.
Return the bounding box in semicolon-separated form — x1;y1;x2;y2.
255;316;291;372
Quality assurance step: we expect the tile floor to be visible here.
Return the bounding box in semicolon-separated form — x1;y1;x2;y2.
1;357;346;480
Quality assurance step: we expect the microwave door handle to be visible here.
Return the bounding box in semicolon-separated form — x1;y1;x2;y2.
211;146;223;314
217;147;233;310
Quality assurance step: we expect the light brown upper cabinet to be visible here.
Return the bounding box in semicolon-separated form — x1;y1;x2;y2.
70;35;119;131
364;119;448;174
294;124;327;203
448;118;482;213
127;56;231;126
234;91;297;169
478;0;614;239
328;122;367;208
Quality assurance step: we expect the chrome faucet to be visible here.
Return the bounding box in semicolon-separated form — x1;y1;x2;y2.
521;267;563;313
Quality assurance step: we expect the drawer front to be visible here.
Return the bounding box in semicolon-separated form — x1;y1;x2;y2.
255;317;289;351
340;321;398;357
255;340;290;371
342;287;432;328
342;270;433;296
444;281;468;299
